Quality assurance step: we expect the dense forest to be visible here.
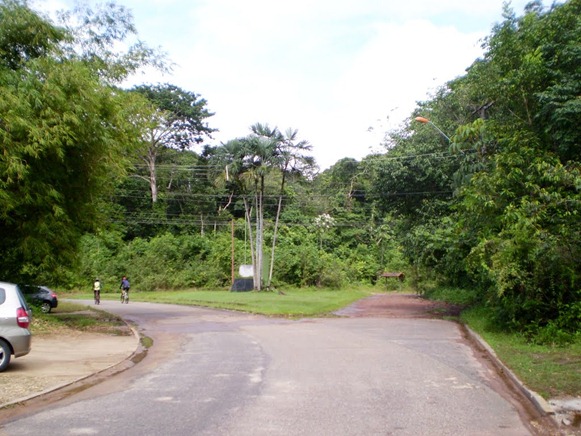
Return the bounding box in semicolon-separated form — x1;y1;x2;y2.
1;0;579;340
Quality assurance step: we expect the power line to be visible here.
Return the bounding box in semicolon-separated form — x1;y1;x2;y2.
127;149;474;172
107;217;396;228
112;189;454;201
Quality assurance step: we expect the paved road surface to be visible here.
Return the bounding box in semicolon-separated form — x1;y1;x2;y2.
0;300;537;435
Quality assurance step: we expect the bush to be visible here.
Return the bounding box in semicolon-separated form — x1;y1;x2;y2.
532;322;577;346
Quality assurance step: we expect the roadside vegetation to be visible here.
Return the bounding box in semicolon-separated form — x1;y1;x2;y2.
461;306;581;399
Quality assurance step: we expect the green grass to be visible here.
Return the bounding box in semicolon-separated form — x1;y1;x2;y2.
65;287;377;317
462;306;581;399
31;300;130;336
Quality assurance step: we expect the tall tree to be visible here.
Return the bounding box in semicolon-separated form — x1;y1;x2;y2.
376;0;581;333
131;84;216;204
241;123;280;290
452;0;581;332
0;0;161;282
210;123;312;290
267;127;314;287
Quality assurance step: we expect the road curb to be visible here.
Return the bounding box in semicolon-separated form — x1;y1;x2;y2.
0;322;143;410
462;324;554;417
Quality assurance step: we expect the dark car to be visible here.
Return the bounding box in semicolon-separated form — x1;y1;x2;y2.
20;285;58;313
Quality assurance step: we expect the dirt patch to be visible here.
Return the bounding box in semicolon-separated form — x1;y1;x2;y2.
334;292;463;318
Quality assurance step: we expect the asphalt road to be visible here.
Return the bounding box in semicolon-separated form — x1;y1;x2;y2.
0;300;535;435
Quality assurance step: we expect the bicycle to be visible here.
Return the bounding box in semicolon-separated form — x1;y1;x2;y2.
94;290;100;305
120;288;129;304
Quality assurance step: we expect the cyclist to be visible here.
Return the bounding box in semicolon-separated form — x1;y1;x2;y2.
120;276;130;304
93;278;101;305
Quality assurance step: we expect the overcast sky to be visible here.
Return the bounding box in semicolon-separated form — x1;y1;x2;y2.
39;0;553;169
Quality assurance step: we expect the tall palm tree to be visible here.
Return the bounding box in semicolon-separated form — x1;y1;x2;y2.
211;124;314;290
245;123;281;290
267;128;314;287
213;124;280;290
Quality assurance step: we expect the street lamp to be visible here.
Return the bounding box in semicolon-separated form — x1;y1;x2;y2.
414;116;451;143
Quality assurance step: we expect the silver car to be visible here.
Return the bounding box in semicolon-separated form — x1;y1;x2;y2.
0;281;32;372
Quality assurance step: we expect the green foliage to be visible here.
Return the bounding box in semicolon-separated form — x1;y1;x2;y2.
532;321;579;347
72;231;232;291
5;0;580;338
395;1;581;335
370;135;457;219
459;142;581;334
0;0;66;70
342;244;382;284
0;1;160;282
131;84;216;148
71;207;403;292
271;226;324;286
423;286;481;307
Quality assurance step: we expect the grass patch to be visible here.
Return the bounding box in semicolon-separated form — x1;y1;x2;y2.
64;287;377;317
31;300;130;336
461;306;581;399
140;336;154;349
424;286;480;306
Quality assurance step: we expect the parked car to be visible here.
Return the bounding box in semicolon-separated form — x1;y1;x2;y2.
20;285;58;314
0;281;32;372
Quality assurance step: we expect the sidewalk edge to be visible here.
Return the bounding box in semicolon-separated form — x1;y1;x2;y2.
0;324;143;410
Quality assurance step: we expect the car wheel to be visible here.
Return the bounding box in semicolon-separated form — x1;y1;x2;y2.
40;302;51;313
0;339;11;372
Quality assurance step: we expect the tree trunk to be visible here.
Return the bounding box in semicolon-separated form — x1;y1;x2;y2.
255;185;263;291
267;171;287;288
243;198;257;289
146;146;158;204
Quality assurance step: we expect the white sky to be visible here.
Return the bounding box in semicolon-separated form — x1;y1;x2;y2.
37;0;552;169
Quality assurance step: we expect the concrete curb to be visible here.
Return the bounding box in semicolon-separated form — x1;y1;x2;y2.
0;323;144;410
462;324;554;417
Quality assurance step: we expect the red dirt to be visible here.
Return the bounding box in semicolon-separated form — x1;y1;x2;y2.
334;292;463;318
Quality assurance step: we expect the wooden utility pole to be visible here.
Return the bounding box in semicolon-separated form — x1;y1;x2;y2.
231;219;235;285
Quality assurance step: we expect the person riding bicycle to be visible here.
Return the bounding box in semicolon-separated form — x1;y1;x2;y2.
120;276;130;303
93;278;101;305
